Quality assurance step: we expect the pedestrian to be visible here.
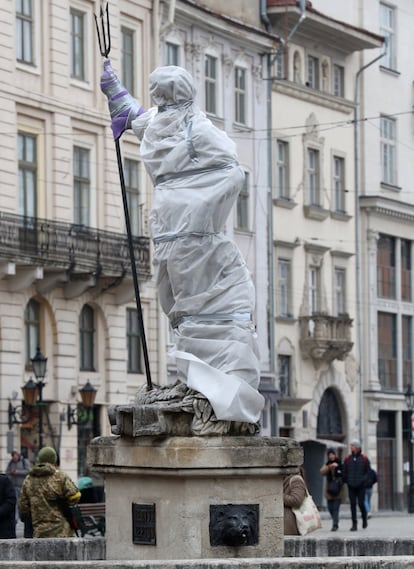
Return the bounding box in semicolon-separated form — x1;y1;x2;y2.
283;467;308;535
343;438;371;531
18;446;81;538
320;447;345;531
364;467;378;518
5;451;30;515
0;474;16;538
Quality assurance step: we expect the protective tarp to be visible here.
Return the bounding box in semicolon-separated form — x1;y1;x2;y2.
132;66;264;423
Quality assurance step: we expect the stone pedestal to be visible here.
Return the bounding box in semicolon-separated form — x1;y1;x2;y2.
88;435;302;561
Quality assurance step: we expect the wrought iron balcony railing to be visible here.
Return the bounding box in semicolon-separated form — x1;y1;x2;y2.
0;212;151;279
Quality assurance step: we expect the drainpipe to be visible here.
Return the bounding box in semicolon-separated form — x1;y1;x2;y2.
260;0;305;435
354;44;386;444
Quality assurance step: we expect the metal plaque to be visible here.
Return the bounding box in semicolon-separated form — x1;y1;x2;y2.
132;503;156;545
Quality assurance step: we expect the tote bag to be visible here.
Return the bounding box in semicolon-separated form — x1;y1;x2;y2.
292;491;322;536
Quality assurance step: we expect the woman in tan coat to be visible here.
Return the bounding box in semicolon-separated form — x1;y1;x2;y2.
283;468;307;535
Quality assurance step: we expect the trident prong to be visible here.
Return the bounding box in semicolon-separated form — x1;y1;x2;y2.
94;2;111;58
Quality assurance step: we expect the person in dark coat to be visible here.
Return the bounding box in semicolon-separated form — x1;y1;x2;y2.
0;474;16;538
320;448;345;531
343;439;370;531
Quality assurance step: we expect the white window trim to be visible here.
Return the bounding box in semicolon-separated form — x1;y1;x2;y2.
15;0;41;75
331;150;346;214
69;1;94;90
233;61;250;127
204;49;222;118
72;135;96;228
121;15;143;100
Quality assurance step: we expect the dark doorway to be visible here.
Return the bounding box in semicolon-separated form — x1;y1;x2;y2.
377;411;396;510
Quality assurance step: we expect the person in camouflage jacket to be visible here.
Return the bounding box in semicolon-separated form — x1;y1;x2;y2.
18;447;81;538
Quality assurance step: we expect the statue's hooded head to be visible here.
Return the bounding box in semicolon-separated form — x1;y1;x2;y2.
149;66;196;107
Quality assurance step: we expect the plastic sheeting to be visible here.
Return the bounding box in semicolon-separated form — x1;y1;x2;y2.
131;66;264;423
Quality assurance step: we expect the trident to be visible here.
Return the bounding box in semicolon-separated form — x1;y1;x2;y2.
95;2;153;391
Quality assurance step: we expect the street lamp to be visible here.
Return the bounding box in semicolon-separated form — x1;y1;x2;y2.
67;380;97;430
8;347;48;449
404;383;414;514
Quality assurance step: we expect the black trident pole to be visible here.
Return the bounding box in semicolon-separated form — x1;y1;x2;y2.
95;2;153;391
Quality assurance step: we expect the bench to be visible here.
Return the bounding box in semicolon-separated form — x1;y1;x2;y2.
70;503;105;537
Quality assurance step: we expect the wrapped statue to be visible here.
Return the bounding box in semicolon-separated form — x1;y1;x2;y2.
101;61;264;435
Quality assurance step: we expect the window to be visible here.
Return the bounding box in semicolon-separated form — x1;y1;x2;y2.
18;132;37;218
79;305;94;371
16;0;34;64
234;66;247;125
70;8;85;80
333;267;346;316
380;115;396;185
277;259;291;318
278;355;291;397
236;172;249;230
402;315;412;388
73;146;90;225
333;64;344;97
25;299;40;367
378;311;397;390
307;148;320;205
275;48;285;79
309;266;320;314
205;54;217;115
124;159;141;236
121;27;135;95
377;234;396;299
401;239;411;301
127;308;142;373
276;140;289;200
380;3;396;70
307;55;319;89
333;155;345;213
166;42;179;66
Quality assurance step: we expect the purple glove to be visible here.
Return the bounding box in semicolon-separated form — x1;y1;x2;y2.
100;60;145;140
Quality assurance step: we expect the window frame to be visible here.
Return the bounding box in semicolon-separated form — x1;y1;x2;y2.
79;304;95;372
236;171;250;231
278;354;291;397
380;3;397;70
333;267;346;316
73;145;91;226
380;115;397;186
121;26;135;96
276;140;290;200
332;155;346;213
307;55;320;89
18;132;37;219
127;308;142;374
306;147;321;206
234;65;247;125
165;41;180;66
204;53;218;116
332;63;345;97
401;239;412;302
377;311;397;390
277;258;292;318
124;158;141;236
309;265;321;314
70;7;86;81
377;233;396;299
25;299;40;368
16;0;34;65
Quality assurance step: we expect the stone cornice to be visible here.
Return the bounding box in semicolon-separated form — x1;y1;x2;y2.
360;195;414;223
272;80;354;114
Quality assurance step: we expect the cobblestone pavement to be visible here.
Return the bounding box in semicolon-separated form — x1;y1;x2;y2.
317;510;414;539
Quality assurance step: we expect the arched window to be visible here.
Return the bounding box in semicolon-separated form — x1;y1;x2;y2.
79;304;95;371
317;388;344;440
24;299;40;367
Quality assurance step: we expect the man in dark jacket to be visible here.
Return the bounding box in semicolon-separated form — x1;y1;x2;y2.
0;474;16;538
343;439;370;531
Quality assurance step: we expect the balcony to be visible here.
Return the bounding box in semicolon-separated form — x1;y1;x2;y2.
299;313;353;365
0;212;151;298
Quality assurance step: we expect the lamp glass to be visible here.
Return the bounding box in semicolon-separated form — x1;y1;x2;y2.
79;381;97;408
31;347;47;380
21;378;38;406
405;385;414;411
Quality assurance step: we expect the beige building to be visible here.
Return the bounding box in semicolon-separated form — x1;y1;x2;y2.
265;0;382;504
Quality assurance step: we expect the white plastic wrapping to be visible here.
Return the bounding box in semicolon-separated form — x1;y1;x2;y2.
132;66;264;423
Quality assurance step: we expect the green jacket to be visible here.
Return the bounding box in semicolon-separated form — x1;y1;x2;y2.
18;463;80;538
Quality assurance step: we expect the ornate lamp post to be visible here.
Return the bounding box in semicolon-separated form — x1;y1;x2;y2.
404;383;414;514
67;380;97;429
8;347;48;450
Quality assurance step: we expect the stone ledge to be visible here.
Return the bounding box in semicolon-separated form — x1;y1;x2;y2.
0;556;413;568
285;536;414;557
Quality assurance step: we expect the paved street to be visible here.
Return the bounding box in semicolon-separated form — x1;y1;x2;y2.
317;510;414;539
